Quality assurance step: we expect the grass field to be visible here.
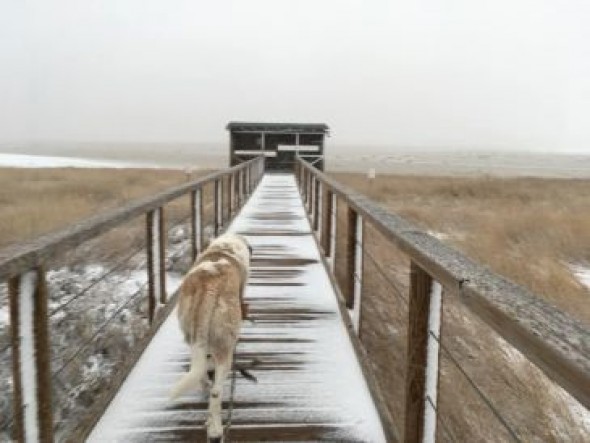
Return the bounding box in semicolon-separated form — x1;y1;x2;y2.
0;167;206;255
334;173;590;324
332;172;590;441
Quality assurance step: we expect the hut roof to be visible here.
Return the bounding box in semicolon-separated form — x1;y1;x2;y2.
226;122;329;134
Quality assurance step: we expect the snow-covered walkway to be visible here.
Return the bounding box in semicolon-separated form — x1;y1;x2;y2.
87;174;386;442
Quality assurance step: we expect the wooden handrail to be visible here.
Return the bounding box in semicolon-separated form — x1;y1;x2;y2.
296;157;590;411
0;158;263;280
1;156;265;442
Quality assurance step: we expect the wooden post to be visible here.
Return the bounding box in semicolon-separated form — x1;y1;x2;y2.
301;168;306;202
321;189;332;254
307;173;313;212
9;267;54;443
425;282;443;443
309;176;315;222
190;188;203;262
313;179;321;233
344;206;357;309
329;192;338;272
146;208;166;322
146;211;156;323
256;157;262;185
230;172;236;215
158;207;166;305
222;177;227;228
404;262;434;443
246;165;251;195
238;169;244;207
300;162;306;195
214;180;220;236
352;213;364;333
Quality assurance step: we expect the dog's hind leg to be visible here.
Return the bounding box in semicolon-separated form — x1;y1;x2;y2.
170;342;209;399
206;345;235;441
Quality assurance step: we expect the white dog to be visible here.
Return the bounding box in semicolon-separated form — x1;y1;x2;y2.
171;233;251;441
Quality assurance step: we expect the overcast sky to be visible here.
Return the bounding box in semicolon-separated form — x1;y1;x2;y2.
1;0;589;152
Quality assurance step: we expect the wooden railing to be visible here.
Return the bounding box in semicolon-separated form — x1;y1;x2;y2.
0;157;264;442
295;158;590;442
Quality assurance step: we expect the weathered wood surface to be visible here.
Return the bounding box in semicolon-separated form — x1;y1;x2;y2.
0;159;262;281
404;263;433;443
297;159;590;410
87;174;386;442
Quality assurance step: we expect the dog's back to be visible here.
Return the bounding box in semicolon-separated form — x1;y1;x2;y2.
177;258;242;349
171;234;249;402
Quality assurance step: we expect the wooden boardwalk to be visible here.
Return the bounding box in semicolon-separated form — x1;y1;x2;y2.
87;174;386;442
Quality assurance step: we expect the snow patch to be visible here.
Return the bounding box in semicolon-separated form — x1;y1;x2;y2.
570;265;590;290
0;153;179;169
0;306;8;327
427;230;449;241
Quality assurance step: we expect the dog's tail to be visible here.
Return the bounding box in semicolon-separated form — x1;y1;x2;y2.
171;259;230;399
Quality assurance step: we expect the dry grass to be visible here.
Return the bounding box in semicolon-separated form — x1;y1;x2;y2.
332;172;590;441
0;167;207;254
334;173;590;324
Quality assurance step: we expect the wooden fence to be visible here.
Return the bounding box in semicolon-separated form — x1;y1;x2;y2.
0;157;264;442
295;158;590;443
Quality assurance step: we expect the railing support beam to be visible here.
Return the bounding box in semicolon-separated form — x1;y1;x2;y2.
190;188;203;262
147;207;166;323
344;206;358;309
9;267;54;443
313;178;321;233
214;180;221;236
352;213;364;333
404;262;434;443
321;189;333;255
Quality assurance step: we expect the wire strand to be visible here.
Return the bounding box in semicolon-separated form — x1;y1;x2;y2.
49;244;145;318
429;330;522;442
52;282;147;379
425;394;459;443
332;211;409;306
49;213;191;319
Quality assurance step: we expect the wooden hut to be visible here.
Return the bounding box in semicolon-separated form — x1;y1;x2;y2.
227;122;329;171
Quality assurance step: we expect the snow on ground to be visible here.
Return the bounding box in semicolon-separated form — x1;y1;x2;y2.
0;306;8;328
0;222;193;440
570;265;590;290
427;230;449;241
0;153;171;169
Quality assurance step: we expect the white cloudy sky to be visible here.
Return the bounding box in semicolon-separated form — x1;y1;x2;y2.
1;0;589;152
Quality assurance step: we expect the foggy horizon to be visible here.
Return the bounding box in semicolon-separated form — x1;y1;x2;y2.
2;1;590;154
